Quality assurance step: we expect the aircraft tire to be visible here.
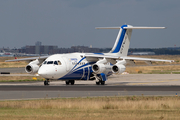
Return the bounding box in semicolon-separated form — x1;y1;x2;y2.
44;80;49;85
96;81;100;85
101;81;105;85
70;80;75;85
66;81;70;85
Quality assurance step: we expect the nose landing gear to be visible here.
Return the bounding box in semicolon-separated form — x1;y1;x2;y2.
96;80;105;85
44;79;50;85
95;75;105;85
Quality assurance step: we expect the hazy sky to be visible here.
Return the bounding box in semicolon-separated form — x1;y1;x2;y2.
0;0;179;49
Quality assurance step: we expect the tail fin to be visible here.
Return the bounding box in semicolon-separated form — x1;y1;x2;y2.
96;25;165;56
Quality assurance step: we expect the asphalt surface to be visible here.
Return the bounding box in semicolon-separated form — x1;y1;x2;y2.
0;67;25;74
0;83;180;100
0;73;180;100
0;85;180;91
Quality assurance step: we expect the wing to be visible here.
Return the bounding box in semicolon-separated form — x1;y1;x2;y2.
85;53;174;64
121;56;173;62
5;56;49;62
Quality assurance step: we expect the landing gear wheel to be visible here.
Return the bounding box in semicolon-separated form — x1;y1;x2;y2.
96;81;100;85
65;81;70;85
95;75;105;85
101;81;105;85
70;80;75;85
66;80;75;85
44;79;49;85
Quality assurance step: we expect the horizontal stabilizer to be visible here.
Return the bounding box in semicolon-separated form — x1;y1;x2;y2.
96;27;121;29
96;26;166;29
124;27;166;29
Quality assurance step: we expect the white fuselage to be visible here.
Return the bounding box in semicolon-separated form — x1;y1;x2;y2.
38;53;112;80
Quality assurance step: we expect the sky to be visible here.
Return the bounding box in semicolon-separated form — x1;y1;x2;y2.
0;0;179;49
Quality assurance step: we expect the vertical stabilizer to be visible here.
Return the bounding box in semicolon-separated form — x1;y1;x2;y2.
96;25;165;56
109;25;132;56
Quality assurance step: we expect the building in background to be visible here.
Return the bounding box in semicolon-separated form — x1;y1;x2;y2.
17;42;100;55
1;42;180;57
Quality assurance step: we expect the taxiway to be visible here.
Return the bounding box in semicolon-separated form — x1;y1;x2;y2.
0;74;180;100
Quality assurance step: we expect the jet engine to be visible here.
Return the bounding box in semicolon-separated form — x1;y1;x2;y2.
112;64;126;74
25;59;40;74
25;64;39;74
92;63;106;74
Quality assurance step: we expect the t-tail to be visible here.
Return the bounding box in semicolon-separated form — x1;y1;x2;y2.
96;25;165;56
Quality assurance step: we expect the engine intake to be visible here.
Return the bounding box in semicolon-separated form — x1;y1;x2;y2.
92;63;106;74
112;64;126;74
25;64;39;74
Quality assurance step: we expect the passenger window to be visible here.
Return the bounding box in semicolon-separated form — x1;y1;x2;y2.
47;61;53;64
58;61;61;65
54;61;58;65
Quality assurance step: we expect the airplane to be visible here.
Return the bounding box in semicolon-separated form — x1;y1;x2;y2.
6;24;174;86
0;50;14;57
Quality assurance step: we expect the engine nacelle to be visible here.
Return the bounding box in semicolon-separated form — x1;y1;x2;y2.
92;63;106;74
112;64;126;74
25;64;39;74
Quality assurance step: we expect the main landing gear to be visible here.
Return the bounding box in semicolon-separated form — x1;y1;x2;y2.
95;75;105;85
96;80;105;85
44;79;50;85
65;80;75;85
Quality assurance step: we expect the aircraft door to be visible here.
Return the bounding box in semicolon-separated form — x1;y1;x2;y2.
62;57;70;72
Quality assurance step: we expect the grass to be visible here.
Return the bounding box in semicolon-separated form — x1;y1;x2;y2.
0;96;180;120
0;57;27;68
0;61;27;68
126;65;180;74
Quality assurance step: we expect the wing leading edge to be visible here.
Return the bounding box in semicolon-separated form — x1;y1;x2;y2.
5;56;49;62
85;54;174;63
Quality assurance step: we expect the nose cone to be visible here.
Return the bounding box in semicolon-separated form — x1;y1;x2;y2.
38;65;59;79
38;67;47;77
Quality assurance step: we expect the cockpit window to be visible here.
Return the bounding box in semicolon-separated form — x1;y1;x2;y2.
54;61;58;65
58;61;61;65
43;61;61;65
47;61;53;64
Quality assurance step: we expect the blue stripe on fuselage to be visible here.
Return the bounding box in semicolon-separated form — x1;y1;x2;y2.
58;66;93;80
112;25;127;53
59;57;94;80
72;62;95;72
70;57;86;72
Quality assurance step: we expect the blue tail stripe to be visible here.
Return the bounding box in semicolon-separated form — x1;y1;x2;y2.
112;25;127;53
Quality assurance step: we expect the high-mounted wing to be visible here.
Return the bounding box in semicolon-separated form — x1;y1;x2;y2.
5;56;49;62
120;56;174;63
85;53;174;64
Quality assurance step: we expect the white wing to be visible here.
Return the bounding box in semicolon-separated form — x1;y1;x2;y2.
85;53;174;63
120;56;173;63
5;56;49;62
